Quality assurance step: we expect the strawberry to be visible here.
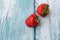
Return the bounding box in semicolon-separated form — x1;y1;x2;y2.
36;3;49;17
25;14;39;27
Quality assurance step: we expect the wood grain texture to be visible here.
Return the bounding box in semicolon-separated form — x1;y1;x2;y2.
0;0;60;40
36;0;60;40
0;0;34;40
36;0;50;40
48;0;60;40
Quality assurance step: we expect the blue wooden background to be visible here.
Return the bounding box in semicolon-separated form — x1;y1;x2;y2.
0;0;60;40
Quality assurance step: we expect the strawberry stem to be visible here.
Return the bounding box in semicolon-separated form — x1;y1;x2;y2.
43;6;49;15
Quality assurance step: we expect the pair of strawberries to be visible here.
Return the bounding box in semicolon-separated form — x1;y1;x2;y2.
25;3;49;27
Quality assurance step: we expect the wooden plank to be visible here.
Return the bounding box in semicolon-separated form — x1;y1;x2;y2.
36;0;60;40
0;0;34;40
48;0;60;40
0;0;3;40
35;0;50;40
0;0;10;40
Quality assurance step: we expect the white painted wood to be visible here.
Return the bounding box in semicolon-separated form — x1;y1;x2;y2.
36;0;60;40
0;0;60;40
36;0;50;40
48;0;60;40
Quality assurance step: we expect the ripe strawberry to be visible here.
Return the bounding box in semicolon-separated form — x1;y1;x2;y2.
36;3;49;17
25;14;39;27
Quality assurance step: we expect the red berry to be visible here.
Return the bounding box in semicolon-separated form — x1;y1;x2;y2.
25;14;39;27
36;3;49;17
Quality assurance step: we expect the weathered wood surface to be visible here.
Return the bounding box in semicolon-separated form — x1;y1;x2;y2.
36;0;60;40
0;0;34;40
0;0;60;40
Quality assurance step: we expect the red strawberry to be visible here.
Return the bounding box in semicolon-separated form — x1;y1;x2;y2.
25;14;39;27
36;3;49;17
